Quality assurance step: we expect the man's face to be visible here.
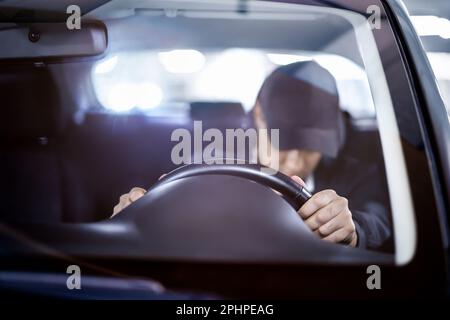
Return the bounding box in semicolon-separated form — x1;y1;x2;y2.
278;149;322;178
253;100;322;178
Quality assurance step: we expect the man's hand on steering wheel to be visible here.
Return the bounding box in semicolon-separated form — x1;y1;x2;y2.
292;176;358;247
112;174;357;247
111;174;166;217
112;187;146;217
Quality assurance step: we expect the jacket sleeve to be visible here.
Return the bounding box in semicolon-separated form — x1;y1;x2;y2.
349;162;393;251
352;203;391;250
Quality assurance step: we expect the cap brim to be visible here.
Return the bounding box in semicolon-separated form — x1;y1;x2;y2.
277;127;340;158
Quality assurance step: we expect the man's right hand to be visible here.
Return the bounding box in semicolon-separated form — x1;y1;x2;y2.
111;175;166;217
111;187;146;217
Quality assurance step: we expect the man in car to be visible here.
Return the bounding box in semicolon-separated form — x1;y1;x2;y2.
112;61;392;251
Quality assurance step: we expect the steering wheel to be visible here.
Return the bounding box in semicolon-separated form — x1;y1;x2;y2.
95;161;326;262
13;161;390;264
149;162;312;210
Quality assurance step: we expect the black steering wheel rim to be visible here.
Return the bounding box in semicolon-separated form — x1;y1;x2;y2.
150;162;312;210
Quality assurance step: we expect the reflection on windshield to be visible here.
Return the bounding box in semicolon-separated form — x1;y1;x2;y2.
92;49;375;118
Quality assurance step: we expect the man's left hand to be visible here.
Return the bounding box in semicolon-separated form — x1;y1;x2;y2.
291;176;357;247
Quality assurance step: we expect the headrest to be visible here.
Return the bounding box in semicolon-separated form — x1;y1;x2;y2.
190;101;245;121
0;65;63;139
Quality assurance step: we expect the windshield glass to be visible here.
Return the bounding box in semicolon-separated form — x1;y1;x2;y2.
0;0;418;266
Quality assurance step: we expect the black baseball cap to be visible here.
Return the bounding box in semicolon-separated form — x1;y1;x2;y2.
256;60;345;158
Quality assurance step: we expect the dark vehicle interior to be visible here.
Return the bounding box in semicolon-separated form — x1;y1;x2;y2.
3;0;448;299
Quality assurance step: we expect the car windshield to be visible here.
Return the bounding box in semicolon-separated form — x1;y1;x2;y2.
0;0;418;267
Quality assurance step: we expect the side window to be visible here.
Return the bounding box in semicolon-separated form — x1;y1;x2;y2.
405;5;450;120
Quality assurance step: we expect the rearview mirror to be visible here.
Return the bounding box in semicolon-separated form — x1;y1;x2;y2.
0;21;107;60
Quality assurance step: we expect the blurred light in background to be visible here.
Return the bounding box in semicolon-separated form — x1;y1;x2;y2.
266;53;311;65
158;49;205;74
192;49;268;110
426;52;450;119
91;48;376;118
106;83;136;112
94;55;118;74
410;15;450;39
427;53;450;80
136;82;164;110
105;82;163;112
314;55;366;80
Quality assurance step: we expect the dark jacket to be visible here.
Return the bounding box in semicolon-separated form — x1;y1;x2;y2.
314;155;393;252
